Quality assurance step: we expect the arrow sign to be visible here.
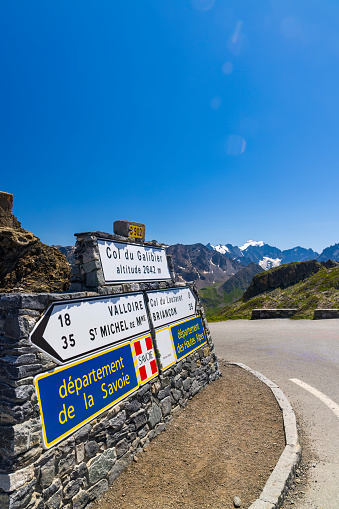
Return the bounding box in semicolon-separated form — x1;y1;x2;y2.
29;292;151;364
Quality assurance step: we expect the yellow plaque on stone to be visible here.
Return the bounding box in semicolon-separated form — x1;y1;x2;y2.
129;224;144;239
114;220;145;241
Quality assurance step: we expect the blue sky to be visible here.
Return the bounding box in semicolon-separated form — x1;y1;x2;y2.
1;0;339;253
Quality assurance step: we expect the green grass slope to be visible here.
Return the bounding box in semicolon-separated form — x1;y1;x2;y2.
199;282;244;316
199;262;263;317
211;264;339;321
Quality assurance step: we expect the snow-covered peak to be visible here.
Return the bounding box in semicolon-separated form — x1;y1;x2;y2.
213;244;230;254
259;257;281;270
239;240;264;251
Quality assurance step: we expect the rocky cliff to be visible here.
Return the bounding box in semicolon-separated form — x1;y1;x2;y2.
167;243;243;289
0;192;71;293
221;262;264;295
242;260;324;302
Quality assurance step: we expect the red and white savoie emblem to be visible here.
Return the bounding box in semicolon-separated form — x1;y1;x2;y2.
132;335;158;384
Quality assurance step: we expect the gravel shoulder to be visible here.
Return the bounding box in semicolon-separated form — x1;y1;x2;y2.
92;361;286;509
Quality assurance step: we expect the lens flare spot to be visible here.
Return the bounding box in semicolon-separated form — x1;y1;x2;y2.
226;135;246;156
222;62;233;74
191;0;215;12
232;20;243;43
228;20;245;55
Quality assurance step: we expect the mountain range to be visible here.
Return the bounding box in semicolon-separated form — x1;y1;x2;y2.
167;240;339;287
166;243;243;289
168;240;339;313
212;260;339;320
206;240;320;270
57;240;339;288
55;240;339;321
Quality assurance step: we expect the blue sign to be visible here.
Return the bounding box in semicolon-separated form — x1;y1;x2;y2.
170;316;207;361
35;342;139;448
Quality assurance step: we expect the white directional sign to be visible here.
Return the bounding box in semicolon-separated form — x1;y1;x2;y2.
97;238;171;283
29;293;150;364
154;327;176;372
146;287;197;329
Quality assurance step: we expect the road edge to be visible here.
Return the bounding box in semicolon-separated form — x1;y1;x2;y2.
227;362;301;509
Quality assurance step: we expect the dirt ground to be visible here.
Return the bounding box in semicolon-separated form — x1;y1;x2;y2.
92;361;286;509
280;414;316;508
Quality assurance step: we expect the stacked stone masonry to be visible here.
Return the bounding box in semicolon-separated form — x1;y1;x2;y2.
0;231;220;509
313;309;339;319
69;231;176;292
251;309;298;320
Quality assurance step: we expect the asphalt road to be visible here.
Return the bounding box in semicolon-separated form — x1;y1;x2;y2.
209;319;339;509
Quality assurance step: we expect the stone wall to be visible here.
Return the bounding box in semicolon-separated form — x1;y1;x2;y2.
313;309;339;319
252;308;339;319
69;231;176;293
251;309;298;319
0;230;220;509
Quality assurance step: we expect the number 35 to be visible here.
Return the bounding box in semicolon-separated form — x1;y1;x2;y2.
61;334;75;349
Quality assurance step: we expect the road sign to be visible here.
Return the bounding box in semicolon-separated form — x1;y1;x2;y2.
153;327;176;372
34;341;139;448
132;335;158;384
97;238;171;283
170;316;207;361
146;287;196;328
29;292;150;364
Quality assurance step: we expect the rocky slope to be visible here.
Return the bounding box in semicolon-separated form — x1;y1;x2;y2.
166;243;243;289
222;262;264;296
0;192;71;293
243;260;325;302
54;245;76;265
317;243;339;262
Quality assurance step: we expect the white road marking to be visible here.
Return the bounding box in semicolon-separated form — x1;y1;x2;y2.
290;378;339;419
